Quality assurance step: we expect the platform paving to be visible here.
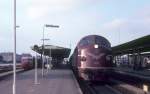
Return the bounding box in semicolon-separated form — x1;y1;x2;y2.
114;66;150;76
114;66;150;81
0;69;82;94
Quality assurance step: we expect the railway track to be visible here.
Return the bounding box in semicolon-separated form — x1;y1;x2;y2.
112;70;150;93
0;69;24;78
77;77;122;94
0;63;34;80
73;69;148;94
109;78;150;94
73;69;122;94
87;83;122;94
0;63;22;73
77;76;148;94
0;67;22;74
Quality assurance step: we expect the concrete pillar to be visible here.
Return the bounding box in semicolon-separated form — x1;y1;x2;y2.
114;56;117;66
40;53;42;68
119;55;121;66
137;49;142;70
127;54;130;67
133;50;136;70
116;55;119;67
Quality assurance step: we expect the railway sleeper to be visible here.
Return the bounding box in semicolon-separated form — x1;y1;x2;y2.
110;79;149;94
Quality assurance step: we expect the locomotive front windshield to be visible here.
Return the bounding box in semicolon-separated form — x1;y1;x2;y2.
79;37;94;47
95;37;111;49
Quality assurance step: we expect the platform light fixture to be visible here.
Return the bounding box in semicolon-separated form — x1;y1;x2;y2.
41;38;50;41
33;45;40;85
45;24;59;28
16;25;20;28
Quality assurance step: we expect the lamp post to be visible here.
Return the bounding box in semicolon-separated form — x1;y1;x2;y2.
46;44;52;73
33;45;40;85
49;46;52;69
41;24;59;77
13;0;20;93
41;38;49;77
35;52;39;84
13;0;16;94
13;24;20;94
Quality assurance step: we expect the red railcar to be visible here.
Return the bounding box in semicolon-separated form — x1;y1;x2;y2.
21;56;33;70
71;35;113;81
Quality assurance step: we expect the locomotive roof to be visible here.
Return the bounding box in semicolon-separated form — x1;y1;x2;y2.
79;35;108;41
77;35;111;47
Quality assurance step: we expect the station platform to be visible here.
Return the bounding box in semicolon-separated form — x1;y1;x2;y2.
114;66;150;81
0;69;82;94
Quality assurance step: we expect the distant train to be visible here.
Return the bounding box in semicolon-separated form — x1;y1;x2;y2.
70;35;113;81
21;56;33;70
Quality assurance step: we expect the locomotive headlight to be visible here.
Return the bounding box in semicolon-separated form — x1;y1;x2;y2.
94;44;99;48
81;49;85;57
79;50;86;61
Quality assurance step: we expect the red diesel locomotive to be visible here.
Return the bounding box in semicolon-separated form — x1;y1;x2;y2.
71;35;113;81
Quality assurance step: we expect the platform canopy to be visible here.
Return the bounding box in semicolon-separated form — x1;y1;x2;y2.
31;45;71;59
112;35;150;55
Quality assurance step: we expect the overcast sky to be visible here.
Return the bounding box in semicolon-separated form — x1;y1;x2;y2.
0;0;150;54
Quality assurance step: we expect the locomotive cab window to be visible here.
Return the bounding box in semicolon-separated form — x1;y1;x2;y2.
79;38;94;46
